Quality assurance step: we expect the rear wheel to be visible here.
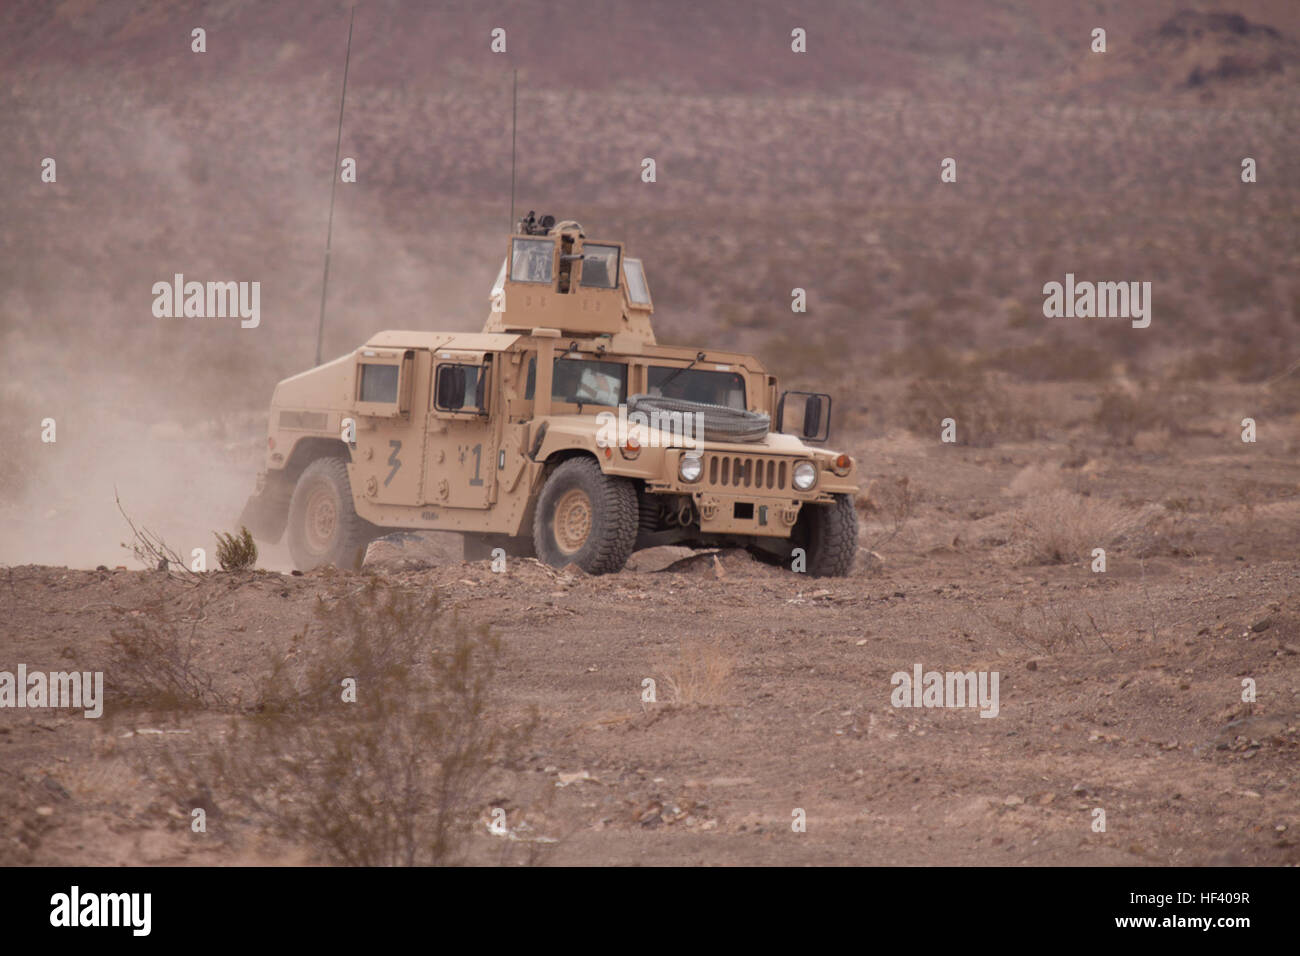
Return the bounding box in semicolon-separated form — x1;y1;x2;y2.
286;457;378;571
532;457;638;574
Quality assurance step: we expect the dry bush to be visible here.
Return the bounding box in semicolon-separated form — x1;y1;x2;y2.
1008;490;1137;566
857;475;918;549
657;640;734;707
979;598;1114;653
115;489;200;580
159;580;534;866
981;342;1112;382
901;374;1037;447
106;591;226;710
1129;498;1199;558
1090;384;1210;446
214;526;257;571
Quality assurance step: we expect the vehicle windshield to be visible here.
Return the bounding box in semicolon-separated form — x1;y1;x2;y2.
648;366;746;409
526;357;627;407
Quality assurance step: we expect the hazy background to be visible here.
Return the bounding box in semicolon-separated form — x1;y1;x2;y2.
1;0;1297;567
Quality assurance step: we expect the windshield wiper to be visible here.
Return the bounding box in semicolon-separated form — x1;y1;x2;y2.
656;351;706;392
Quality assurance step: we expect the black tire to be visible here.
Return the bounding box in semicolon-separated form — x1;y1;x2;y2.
532;457;638;574
286;457;378;571
801;493;859;577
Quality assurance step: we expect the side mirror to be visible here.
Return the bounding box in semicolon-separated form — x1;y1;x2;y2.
802;395;823;439
777;390;832;442
436;365;467;410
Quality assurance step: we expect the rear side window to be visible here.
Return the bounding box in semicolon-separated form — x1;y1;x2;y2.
359;364;400;403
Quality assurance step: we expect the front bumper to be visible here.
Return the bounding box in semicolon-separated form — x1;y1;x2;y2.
691;491;803;537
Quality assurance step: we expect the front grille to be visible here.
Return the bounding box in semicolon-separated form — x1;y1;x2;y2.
705;454;786;491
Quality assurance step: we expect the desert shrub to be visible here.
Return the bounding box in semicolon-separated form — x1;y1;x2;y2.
1091;384;1210;446
1008;490;1137;566
106;591;226;710
656;640;734;707
901;374;1036;447
214;527;257;571
161;580;534;865
979;597;1115;653
857;475;919;548
981;342;1111;382
1128;499;1199;558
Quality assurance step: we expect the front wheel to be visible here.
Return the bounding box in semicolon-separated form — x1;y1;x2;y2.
532;457;638;574
800;493;859;577
286;457;379;571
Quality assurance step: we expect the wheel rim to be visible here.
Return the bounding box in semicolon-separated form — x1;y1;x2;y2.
552;487;592;555
303;484;338;554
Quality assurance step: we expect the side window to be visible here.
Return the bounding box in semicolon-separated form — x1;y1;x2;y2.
624;258;651;305
434;364;487;413
359;364;400;403
523;356;625;407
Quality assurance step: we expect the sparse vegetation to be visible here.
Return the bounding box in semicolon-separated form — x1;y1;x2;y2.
106;589;226;710
1008;490;1136;566
656;640;734;707
158;579;535;866
902;374;1037;447
980;596;1115;653
214;526;257;571
858;475;918;549
115;488;199;580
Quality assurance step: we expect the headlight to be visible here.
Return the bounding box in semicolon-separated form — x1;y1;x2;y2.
679;454;703;483
792;460;817;491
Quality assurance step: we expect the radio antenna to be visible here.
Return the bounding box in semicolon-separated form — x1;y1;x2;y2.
509;69;518;231
315;5;355;367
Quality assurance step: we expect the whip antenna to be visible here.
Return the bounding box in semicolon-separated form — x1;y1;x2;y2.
510;68;518;230
315;5;355;367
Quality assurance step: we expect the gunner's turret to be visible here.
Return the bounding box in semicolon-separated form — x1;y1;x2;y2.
482;211;656;346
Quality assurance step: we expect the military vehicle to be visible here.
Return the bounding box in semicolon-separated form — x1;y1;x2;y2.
239;213;859;575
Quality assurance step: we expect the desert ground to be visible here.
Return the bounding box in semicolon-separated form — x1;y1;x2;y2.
1;1;1298;865
3;378;1297;865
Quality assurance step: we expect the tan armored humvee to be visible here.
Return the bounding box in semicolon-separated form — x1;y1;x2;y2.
239;213;859;575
